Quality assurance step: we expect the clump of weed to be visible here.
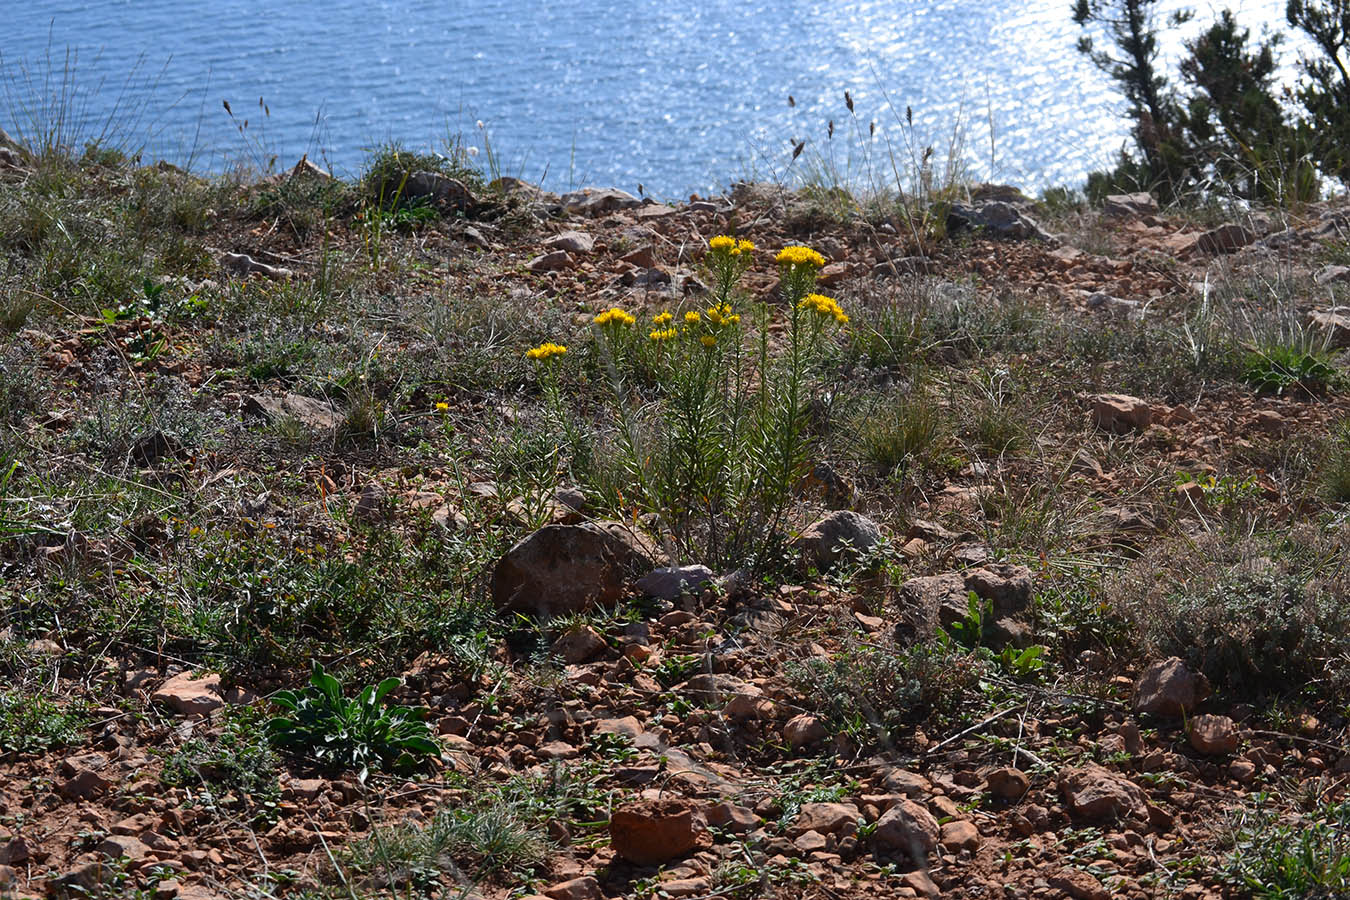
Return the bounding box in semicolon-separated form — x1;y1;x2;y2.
1242;344;1340;396
1321;419;1350;502
1224;798;1350;898
266;662;438;781
161;709;281;826
251;171;352;241
854;391;946;475
786;642;986;743
0;689;86;754
1109;529;1350;702
361;144;481;212
348;767;606;887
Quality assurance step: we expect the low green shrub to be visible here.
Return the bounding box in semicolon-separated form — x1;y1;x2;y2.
1224;798;1350;898
162;710;281;825
266;662;438;781
0;689;85;755
1110;529;1350;701
786;642;986;743
1242;345;1339;396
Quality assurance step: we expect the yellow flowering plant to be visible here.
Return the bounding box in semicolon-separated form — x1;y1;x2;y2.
578;236;846;569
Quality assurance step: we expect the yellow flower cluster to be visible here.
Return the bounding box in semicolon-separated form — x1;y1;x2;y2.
799;293;849;324
776;245;826;268
684;310;702;324
706;303;741;327
525;341;568;360
700;335;717;347
653;311;673;325
594;307;636;327
649;327;677;343
709;234;755;256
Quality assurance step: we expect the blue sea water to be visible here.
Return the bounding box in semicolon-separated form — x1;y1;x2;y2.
0;0;1293;197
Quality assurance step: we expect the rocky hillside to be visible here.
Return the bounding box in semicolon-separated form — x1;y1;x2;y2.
1;142;1349;900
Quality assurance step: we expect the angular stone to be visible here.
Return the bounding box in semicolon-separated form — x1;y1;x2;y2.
901;869;941;899
1315;265;1350;286
793;830;827;853
1189;714;1239;755
543;876;602;900
873;800;940;862
659;877;710;897
551;625;606;664
882;768;932;797
593;716;644;741
964;563;1033;614
1307;310;1350;349
490;521;663;618
537;741;578;760
1197;222;1257;254
948;201;1052;241
528;250;572;273
1049;867;1111;900
97;835;150;862
544;231;595;254
1102;192;1158;219
895;573;969;643
940;819;980;852
151;671;225;717
1059;765;1147;821
1134;657;1210;717
793;511;882;573
57;768;113;801
403;171;474;210
678;673;760;702
782;714;828;749
560;187;642;216
220;252;291;280
704;801;758;832
1091;393;1151;433
986;767;1030;800
789;803;859;837
609;799;701;864
635;565;714;601
244;392;339;431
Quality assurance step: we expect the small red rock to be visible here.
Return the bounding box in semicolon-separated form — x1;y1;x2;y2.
151;671;225;717
783;713;828;748
789;802;859;837
987;766;1030;800
1134;657;1210;717
609;799;701;865
542;876;602;900
1049;867;1111;900
940;819;980;852
1090;393;1152;433
1189;714;1240;755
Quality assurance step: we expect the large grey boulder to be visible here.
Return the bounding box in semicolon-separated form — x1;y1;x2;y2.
947;202;1052;241
1134;657;1210;717
792;511;883;573
403;171;475;211
1102;192;1158;219
490;521;663;618
560;187;641;216
635;565;714;601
